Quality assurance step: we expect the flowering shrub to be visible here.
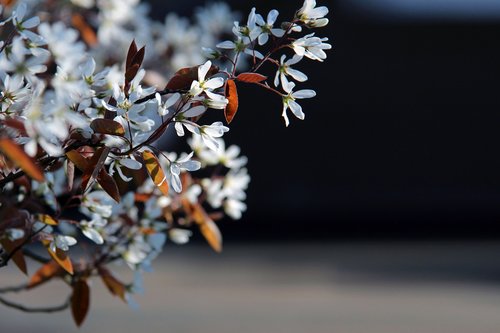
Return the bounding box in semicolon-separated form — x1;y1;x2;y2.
0;0;330;326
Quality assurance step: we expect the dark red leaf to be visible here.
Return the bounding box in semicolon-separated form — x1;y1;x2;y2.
98;267;127;302
0;238;27;275
81;147;110;192
71;279;90;327
236;72;267;83
126;40;138;70
224;79;239;124
90;119;125;136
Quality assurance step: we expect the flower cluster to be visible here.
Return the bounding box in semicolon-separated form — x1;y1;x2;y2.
0;0;330;326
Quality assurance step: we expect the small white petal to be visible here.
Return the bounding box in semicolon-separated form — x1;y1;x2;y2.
82;227;104;244
120;158;142;170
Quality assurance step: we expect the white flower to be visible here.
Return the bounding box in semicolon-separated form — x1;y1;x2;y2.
199;121;229;151
274;54;308;87
109;157;143;182
224;198;247;220
71;0;95;8
0;74;30;111
168;228;193;245
296;0;329;28
50;234;77;252
281;81;316;126
255;9;285;45
216;37;264;59
292;33;332;62
80;57;110;87
184;184;202;203
156;92;180;116
189;60;224;97
166;152;201;193
80;216;107;245
81;190;114;218
0;37;48;82
13;3;41;35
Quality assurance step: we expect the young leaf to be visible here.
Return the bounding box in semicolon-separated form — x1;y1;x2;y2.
142;150;169;196
96;169;121;203
131;46;145;69
37;214;59;226
47;247;74;275
191;203;222;253
0;138;44;182
28;261;63;289
224;79;239;124
98;267;127;302
0;239;28;275
66;149;120;202
126;40;138;70
81;147;110;192
71;279;90;327
90;119;125;136
236;72;267;83
125;63;140;86
66;150;89;171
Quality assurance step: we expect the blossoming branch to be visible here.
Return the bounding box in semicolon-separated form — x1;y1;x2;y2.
0;0;330;326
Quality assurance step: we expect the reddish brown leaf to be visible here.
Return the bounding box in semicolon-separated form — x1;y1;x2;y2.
236;72;267;83
126;40;138;70
131;46;145;68
71;279;90;327
191;203;222;253
224;79;239;124
142;150;169;196
28;261;63;289
66;150;89;171
81;147;110;192
90;119;125;136
165;64;219;90
66;149;120;202
47;247;74;275
71;13;97;47
37;214;58;226
0;138;44;182
96;169;120;203
125;64;140;85
98;267;126;302
2;118;27;135
0;239;27;275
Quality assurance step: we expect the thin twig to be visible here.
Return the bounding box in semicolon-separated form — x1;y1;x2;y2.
0;295;70;313
0;283;29;294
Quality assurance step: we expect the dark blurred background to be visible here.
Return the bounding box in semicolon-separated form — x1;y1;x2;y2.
153;0;500;241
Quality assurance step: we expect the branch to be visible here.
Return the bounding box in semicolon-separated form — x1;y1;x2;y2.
0;225;48;269
0;283;29;294
0;295;70;313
